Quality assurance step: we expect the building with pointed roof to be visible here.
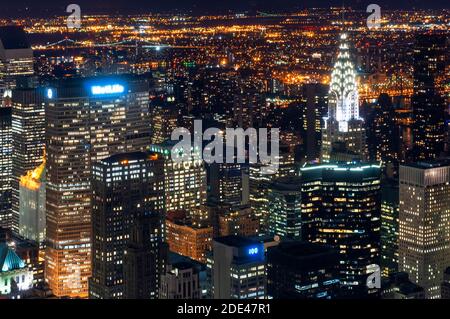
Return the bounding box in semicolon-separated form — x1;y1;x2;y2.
0;242;33;296
322;33;367;162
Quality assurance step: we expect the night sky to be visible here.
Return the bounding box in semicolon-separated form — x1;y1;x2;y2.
0;0;448;16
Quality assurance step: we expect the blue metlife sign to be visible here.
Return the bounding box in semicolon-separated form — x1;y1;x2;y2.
91;83;125;95
247;246;259;256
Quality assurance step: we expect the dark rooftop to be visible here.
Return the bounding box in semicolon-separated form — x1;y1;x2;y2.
214;235;259;248
0;26;30;50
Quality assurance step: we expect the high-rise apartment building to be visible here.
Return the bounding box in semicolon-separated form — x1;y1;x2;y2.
321;33;366;162
399;160;450;299
45;75;152;297
89;151;165;299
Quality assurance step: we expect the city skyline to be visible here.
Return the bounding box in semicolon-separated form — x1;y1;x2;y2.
0;1;448;306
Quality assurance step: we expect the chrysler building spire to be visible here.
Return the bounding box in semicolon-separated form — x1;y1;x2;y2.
321;33;367;162
328;33;361;131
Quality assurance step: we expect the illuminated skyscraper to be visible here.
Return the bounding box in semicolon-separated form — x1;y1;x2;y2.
300;163;381;297
209;162;245;207
301;83;328;162
399;160;450;299
150;97;178;144
89;151;165;299
0;107;12;228
45;75;152;298
19;156;46;243
11;88;45;233
267;177;302;240
149;142;207;212
380;179;399;278
208;236;266;299
0;26;34;104
321;33;366;162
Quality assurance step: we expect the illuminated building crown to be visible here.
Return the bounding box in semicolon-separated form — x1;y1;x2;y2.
328;33;361;131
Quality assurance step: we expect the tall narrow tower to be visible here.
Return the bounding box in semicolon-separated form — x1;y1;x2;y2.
322;33;366;162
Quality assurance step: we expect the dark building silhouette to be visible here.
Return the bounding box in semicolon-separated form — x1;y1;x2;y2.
89;151;165;299
267;241;340;299
123;214;168;299
412;34;447;161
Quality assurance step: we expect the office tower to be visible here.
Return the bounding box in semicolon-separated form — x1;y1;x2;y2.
300;163;381;297
441;267;450;299
367;94;400;170
0;26;34;104
160;262;202;299
301;83;328;162
150;142;207;212
45;75;152;298
18;158;46;243
11;88;46;233
267;177;302;240
382;272;425;299
249;163;271;233
209;162;245;206
150;97;178;144
0;107;12;228
208;236;266;299
399;160;450;299
89;151;165;299
266;241;340;299
123;215;168;299
321;33;366;162
0;242;33;297
249;144;296;233
165;210;213;263
412;34;447;161
218;205;259;237
380;179;399;278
